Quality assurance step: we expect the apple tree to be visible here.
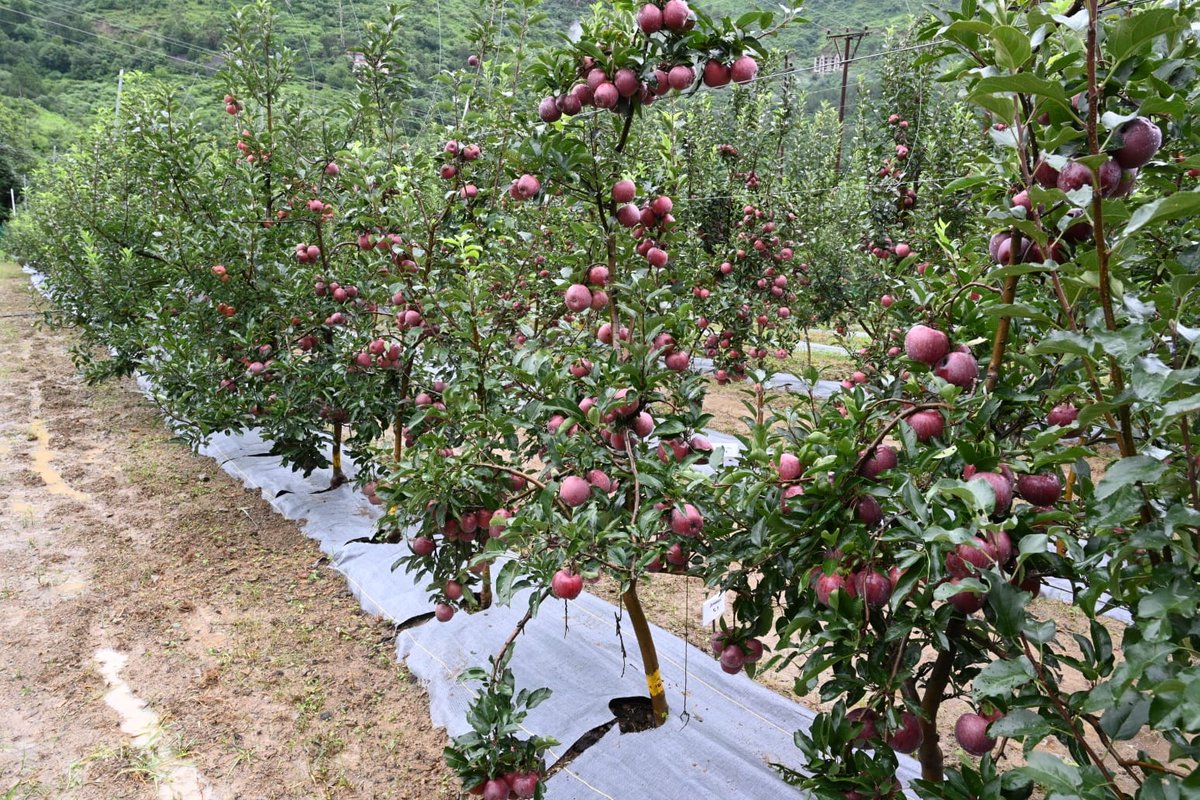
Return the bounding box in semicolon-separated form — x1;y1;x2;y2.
701;1;1200;798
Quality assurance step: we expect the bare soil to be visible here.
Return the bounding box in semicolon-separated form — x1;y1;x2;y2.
0;261;456;800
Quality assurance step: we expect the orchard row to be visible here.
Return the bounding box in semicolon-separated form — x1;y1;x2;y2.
10;1;1200;799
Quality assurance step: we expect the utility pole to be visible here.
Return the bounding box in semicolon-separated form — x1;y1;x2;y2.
828;28;869;173
338;0;346;50
114;69;125;132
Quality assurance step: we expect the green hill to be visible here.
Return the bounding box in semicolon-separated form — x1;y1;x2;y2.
0;0;926;219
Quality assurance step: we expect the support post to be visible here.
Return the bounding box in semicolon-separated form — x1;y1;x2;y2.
829;29;869;173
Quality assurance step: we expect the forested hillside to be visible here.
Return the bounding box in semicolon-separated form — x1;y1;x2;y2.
0;0;926;223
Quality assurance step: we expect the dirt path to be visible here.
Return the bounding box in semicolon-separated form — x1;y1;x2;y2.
0;261;455;800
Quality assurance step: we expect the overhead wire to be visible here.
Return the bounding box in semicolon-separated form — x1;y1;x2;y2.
0;2;218;72
33;0;224;59
279;0;323;92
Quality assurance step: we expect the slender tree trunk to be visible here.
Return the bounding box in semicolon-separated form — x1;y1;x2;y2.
622;581;668;725
330;420;347;488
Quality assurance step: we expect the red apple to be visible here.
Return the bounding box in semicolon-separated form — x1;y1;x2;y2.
538;96;562;122
934;351;978;391
904;324;949;366
778;453;802;481
969;471;1013;515
703;59;731;87
559;476;591;507
670;504;704;537
954;712;996;756
856;495;883;527
482;778;511;800
1047;402;1079;426
887;711;923;754
730;55;758;84
662;0;691;31
815;573;847;606
846;708;879;745
860;571;892;608
1113;116;1162;169
859;445;898;479
947;580;985;614
564;283;592;312
719;644;745;674
1057;161;1094;192
667;64;694;91
905;409;945;442
551;569;584;600
614;68;640;98
637;3;663;33
1016;473;1062;506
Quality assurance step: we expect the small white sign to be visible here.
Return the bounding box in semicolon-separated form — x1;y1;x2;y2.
701;592;726;626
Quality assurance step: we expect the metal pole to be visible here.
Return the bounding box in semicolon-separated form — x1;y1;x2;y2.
831;29;868;174
114;69;125;132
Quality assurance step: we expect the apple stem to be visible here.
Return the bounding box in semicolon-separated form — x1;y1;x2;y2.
622;581;668;726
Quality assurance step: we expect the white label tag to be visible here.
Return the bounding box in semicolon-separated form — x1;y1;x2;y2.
701;592;726;626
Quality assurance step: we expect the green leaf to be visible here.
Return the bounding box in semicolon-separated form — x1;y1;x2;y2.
991;26;1031;70
943;175;993;193
1163;392;1200;418
1099;694;1150;741
1017;752;1082;795
1094;455;1166;500
981;303;1056;326
1028;330;1093;356
494;559;524;605
988;579;1030;637
1123;191;1200;236
932;478;994;514
989;708;1051;740
974;656;1036;697
989;263;1057;278
523;686;553;711
970;74;1070;108
1107;8;1184;64
1092;324;1150;361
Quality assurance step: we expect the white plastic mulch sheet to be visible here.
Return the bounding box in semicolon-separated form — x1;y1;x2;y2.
188;423;924;798
691;356;843;397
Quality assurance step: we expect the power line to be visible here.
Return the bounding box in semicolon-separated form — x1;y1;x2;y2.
33;0;224;59
280;0;323;92
0;0;400;103
0;2;217;72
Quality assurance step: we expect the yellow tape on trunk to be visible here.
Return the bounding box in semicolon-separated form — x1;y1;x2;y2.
646;669;664;698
